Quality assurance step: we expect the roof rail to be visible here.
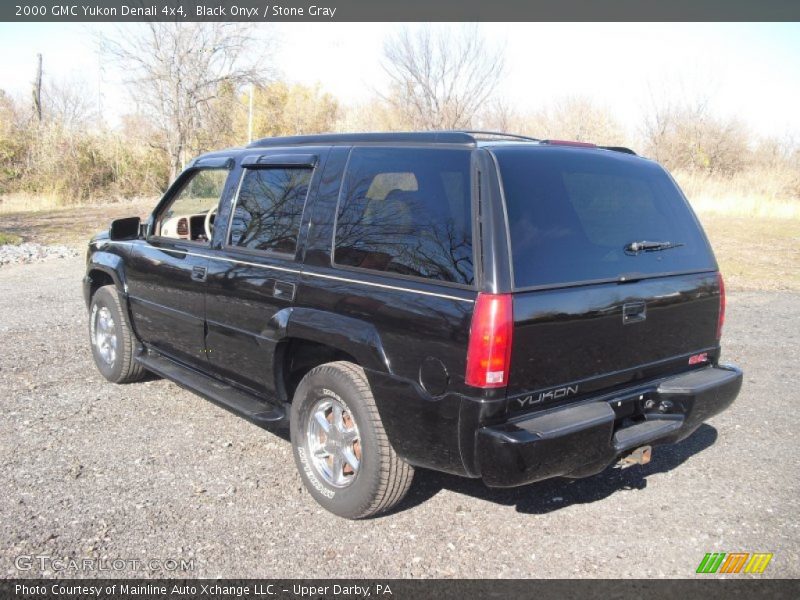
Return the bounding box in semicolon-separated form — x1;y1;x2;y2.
247;131;476;148
455;130;541;142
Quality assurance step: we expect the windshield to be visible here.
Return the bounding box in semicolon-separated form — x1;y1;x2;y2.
493;146;716;288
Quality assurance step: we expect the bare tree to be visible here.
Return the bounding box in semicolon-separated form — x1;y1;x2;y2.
381;26;504;130
642;83;749;176
43;78;97;129
477;99;520;133
100;23;274;179
520;96;625;144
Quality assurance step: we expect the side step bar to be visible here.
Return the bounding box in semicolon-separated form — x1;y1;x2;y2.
136;352;287;428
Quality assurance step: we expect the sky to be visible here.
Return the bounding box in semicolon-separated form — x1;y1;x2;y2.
0;22;798;141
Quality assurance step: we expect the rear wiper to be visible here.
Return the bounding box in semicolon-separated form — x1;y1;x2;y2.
624;240;684;255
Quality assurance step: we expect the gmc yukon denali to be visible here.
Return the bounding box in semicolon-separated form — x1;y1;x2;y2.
83;131;742;518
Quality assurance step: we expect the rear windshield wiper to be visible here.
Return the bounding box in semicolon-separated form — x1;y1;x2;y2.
624;240;684;255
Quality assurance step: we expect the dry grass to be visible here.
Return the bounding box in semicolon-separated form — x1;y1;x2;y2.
677;169;800;219
0;198;156;247
696;213;800;291
0;193;67;214
689;195;800;220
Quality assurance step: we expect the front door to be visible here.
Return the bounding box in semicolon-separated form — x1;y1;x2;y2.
125;165;232;368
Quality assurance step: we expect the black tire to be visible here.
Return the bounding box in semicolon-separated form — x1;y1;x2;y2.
89;285;146;384
290;361;414;519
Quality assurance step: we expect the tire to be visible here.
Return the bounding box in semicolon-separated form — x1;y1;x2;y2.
290;361;414;519
89;285;146;384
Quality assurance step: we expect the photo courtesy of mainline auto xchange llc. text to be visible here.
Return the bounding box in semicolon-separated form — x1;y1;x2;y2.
14;583;390;597
0;0;798;593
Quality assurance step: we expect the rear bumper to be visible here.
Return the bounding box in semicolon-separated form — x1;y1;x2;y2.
475;364;742;488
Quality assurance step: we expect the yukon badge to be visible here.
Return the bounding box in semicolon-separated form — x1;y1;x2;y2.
516;385;579;409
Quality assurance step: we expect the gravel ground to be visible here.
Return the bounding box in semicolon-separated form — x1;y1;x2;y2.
0;243;79;267
0;257;797;579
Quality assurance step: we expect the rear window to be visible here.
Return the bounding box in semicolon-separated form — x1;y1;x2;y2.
493;147;715;288
334;147;473;285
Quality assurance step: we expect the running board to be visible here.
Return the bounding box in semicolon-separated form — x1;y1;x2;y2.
136;352;287;427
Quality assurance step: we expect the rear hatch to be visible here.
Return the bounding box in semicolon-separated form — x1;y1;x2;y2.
492;145;721;408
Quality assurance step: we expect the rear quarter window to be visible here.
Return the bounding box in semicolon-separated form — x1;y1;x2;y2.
493;147;716;288
334;147;474;286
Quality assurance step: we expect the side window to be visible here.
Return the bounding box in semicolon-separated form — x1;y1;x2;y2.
334;148;473;285
228;167;312;255
156;168;229;243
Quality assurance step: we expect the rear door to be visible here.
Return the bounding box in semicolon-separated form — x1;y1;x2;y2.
491;145;721;404
203;150;324;396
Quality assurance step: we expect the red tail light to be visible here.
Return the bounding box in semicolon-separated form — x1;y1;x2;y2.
543;139;597;148
465;293;513;388
717;272;726;340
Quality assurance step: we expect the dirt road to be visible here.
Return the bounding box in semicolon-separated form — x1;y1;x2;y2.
1;257;797;578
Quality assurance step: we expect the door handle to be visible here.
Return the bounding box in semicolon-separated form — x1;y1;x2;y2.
622;301;646;324
191;265;208;282
273;281;296;301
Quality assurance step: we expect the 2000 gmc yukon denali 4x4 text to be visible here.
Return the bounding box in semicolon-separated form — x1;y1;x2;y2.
83;131;742;518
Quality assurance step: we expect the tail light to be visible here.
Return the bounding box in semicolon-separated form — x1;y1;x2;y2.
717;272;726;340
465;293;513;388
543;139;597;148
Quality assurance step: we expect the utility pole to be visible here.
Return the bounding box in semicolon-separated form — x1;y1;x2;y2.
97;53;105;126
248;83;255;143
33;53;43;123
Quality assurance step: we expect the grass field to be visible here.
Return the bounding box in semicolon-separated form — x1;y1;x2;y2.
1;197;798;291
699;214;800;291
0;198;156;247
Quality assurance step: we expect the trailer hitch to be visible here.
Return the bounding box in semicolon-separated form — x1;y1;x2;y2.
617;445;652;468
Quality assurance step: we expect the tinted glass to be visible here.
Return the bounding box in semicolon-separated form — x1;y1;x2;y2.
335;148;473;285
229;168;312;254
494;147;716;288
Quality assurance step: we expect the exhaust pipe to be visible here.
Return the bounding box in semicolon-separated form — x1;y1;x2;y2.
617;445;652;468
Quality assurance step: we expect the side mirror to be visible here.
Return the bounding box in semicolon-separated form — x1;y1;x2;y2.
109;216;141;241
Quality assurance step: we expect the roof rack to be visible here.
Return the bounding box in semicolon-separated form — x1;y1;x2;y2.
246;132;638;156
456;130;541;142
247;131;476;148
247;130;548;148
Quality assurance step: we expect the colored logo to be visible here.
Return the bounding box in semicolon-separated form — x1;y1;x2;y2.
696;552;773;574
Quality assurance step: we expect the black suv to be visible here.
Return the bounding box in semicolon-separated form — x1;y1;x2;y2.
84;131;742;518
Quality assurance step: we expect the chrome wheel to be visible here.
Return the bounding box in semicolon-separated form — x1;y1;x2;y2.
93;306;117;366
305;396;361;488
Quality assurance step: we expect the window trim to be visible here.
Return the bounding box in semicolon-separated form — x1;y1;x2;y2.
329;146;477;291
222;163;315;261
148;165;232;247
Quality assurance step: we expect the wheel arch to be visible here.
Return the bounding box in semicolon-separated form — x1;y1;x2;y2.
85;251;128;306
274;307;391;403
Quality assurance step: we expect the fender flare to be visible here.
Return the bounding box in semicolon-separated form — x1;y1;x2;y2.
271;306;391;375
85;251;129;311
